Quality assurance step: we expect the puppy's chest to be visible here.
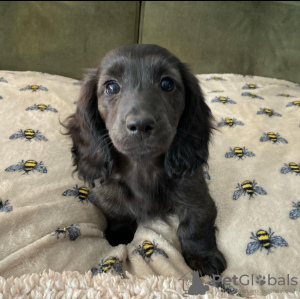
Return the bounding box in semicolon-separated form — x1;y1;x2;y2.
95;171;174;217
118;174;166;202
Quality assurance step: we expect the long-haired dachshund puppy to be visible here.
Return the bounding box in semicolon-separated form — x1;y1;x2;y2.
65;44;226;276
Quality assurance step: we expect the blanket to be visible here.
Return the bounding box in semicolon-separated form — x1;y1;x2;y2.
0;71;299;298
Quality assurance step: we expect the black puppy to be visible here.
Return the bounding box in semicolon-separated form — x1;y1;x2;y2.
65;44;226;276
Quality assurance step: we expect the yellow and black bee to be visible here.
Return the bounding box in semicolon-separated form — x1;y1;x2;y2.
25;104;58;112
5;160;47;174
0;77;8;83
9;129;48;141
286;101;300;107
20;85;48;92
218;117;244;127
208;90;224;93
277;93;295;97
246;228;288;255
281;162;300;175
211;96;236;104
0;199;13;213
257;108;282;117
225;147;255;159
55;224;81;241
62;185;95;204
242;83;258;89
241;92;264;100
260;132;288;144
132;240;169;261
290;202;300;220
206;76;226;81
91;256;124;277
233;180;267;200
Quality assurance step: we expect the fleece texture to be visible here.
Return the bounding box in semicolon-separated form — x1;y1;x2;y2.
0;71;299;297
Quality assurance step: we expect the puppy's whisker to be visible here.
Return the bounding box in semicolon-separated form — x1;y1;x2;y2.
178;133;206;141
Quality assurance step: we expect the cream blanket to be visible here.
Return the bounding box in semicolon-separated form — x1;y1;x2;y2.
0;71;299;298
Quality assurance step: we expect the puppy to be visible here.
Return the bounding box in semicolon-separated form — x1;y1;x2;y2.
65;44;226;276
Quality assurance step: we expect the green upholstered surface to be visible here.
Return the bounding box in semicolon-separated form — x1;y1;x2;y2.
0;1;140;79
0;1;299;82
139;1;300;82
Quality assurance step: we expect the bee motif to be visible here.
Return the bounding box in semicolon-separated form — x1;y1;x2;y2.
91;256;124;277
256;108;282;117
62;185;95;204
286;101;300;107
20;85;48;92
241;92;264;100
0;199;13;213
132;240;169;261
225;147;255;159
260;132;288;144
242;83;258;89
289;202;300;220
9;129;48;141
218;117;244;127
25;104;58;112
281;162;300;175
206;76;226;81
233;180;267;200
246;228;288;255
211;96;236;104
0;77;8;83
277;93;295;97
55;224;81;241
5;160;47;174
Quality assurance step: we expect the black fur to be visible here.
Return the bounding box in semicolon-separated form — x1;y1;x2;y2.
64;44;226;276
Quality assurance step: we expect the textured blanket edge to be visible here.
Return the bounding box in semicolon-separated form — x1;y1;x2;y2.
0;270;299;299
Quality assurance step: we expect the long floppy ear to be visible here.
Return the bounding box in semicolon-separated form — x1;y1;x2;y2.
164;64;213;178
64;69;113;186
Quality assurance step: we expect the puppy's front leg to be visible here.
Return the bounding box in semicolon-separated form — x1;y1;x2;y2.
177;204;227;276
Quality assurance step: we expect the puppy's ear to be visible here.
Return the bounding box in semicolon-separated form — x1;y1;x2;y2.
64;69;113;186
165;64;213;178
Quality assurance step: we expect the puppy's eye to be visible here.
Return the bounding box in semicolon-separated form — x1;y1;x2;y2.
160;78;175;92
106;82;120;95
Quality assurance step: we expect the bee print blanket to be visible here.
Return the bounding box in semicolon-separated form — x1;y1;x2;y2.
0;71;299;297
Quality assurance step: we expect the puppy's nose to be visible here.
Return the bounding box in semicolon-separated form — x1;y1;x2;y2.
126;116;155;138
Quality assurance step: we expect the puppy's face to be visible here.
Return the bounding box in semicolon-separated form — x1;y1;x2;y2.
96;45;186;159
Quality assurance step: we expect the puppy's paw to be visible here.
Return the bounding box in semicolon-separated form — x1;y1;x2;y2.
105;228;134;246
105;222;136;246
184;249;227;277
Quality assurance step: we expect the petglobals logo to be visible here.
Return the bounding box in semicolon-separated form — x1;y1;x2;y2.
209;274;298;287
179;271;210;297
179;272;298;297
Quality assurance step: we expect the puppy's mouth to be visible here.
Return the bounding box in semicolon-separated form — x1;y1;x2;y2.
110;132;175;159
120;144;165;157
